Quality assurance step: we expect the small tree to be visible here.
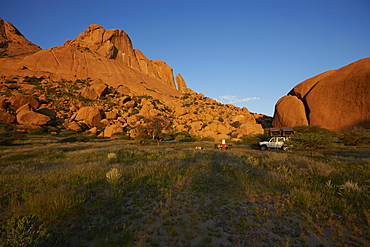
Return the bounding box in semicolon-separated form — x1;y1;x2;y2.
136;116;171;145
286;126;335;156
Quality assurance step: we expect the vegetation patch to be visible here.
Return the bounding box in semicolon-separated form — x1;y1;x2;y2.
0;135;369;246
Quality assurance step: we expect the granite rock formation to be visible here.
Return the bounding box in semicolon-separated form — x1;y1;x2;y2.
0;19;264;140
0;18;41;57
272;58;370;130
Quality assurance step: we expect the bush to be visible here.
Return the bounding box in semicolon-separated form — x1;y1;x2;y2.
0;124;25;145
230;121;241;128
287;126;335;156
135;116;171;145
24;76;43;85
111;132;132;140
1;215;51;246
27;127;48;135
60;130;79;137
338;126;370;145
242;135;261;144
59;134;91;143
177;136;199;142
200;137;214;142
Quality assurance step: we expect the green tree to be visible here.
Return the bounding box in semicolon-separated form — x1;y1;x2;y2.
286;126;335;156
136;116;171;145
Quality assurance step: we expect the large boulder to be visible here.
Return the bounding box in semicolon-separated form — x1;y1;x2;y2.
231;114;256;124
272;95;308;128
10;94;39;110
81;87;98;100
75;106;103;127
272;58;370;130
90;79;108;97
16;110;52;125
236;123;264;136
0;111;16;124
99;124;124;138
36;108;56;119
123;100;137;109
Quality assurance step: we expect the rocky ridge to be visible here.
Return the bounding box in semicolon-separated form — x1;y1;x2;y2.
0;18;41;57
0;19;264;141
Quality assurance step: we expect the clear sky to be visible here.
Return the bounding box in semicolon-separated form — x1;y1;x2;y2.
2;0;370;116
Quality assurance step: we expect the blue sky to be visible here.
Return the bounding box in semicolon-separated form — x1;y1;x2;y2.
2;0;370;115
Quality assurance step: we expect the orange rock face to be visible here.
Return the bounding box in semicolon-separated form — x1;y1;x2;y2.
272;95;308;128
0;23;186;104
273;58;370;130
0;18;41;57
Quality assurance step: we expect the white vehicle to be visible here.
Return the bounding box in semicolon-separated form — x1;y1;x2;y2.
258;137;288;151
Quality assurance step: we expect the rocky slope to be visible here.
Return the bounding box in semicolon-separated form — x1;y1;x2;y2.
0;18;41;57
272;58;370;131
0;19;263;141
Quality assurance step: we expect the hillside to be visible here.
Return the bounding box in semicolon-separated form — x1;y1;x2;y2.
0;19;264;141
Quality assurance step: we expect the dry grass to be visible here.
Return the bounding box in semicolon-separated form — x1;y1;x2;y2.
0;136;369;246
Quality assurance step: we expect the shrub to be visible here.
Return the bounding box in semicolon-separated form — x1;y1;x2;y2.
59;130;78;137
180;136;199;142
338;126;370;145
24;76;43;85
200;137;215;142
288;126;335;156
27;127;48;135
135;116;171;145
0;124;25;145
242;135;261;144
230;121;241;128
1;215;52;247
59;134;91;143
181;93;191;100
23;186;84;222
106;167;123;188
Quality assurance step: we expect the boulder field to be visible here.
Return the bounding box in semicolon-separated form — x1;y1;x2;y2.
272;58;370;131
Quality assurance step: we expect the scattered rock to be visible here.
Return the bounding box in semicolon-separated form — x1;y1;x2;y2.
10;94;39;110
81;87;98;100
16;110;52;125
99;124;124;138
36;108;56;119
68;122;82;131
124;100;137;109
0;111;16;124
75;106;103;127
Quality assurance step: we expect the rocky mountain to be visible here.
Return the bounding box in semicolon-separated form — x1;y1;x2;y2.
0;19;264;141
0;18;41;57
272;58;370;131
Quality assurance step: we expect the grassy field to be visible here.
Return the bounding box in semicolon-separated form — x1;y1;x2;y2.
0;136;369;246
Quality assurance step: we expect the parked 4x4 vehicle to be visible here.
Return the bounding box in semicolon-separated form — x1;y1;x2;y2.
258;137;288;151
